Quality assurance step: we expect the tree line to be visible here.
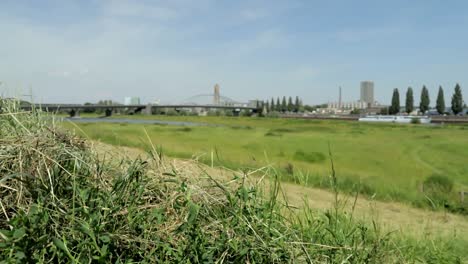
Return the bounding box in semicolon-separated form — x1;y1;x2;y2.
261;96;304;113
389;84;464;115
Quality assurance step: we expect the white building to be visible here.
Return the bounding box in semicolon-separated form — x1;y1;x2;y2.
124;97;141;106
327;100;368;110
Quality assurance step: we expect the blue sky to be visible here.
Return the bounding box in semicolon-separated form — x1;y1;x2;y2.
0;0;467;104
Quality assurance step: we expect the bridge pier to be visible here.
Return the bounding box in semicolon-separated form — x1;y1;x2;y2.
105;108;112;117
232;109;240;116
69;109;80;118
143;104;153;115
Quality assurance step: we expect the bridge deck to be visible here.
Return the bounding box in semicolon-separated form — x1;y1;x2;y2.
20;104;257;110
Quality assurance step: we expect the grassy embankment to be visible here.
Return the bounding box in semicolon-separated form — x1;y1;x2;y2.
1;103;467;262
63;114;468;213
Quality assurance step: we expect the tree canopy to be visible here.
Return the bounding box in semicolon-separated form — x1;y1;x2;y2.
389;88;400;115
451;83;463;115
419;86;430;114
436;86;445;115
405;87;414;114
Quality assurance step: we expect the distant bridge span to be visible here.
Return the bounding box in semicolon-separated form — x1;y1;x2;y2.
19;103;259;117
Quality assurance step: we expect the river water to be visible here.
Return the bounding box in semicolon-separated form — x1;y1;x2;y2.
64;117;214;127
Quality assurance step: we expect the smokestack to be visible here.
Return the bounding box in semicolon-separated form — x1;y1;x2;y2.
338;86;342;109
213;84;220;105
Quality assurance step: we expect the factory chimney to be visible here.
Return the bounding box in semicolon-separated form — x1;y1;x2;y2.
213;84;220;105
338;86;342;109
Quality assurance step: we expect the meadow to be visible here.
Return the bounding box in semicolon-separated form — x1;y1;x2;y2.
64;115;468;212
2;104;467;262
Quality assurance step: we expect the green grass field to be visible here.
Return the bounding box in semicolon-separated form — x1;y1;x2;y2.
63;115;468;210
3;105;467;262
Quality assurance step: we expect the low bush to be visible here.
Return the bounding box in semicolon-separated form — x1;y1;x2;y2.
264;130;282;137
422;174;458;210
424;174;454;193
265;111;280;118
410;117;421;124
293;150;326;163
177;126;193;132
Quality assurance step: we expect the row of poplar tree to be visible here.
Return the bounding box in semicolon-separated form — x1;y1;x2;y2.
261;96;303;113
389;83;464;115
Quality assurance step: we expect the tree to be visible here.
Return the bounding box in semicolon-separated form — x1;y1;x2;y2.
265;100;269;112
436;86;445;115
304;105;315;112
270;98;275;112
83;102;96;113
389;88;400;115
380;107;389;115
405;87;414;114
294;96;300;112
281;96;287;112
276;97;281;111
451;83;463;115
287;96;293;112
419;85;430;114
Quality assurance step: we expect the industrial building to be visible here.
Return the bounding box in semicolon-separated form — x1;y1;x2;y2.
327;81;381;113
360;81;375;106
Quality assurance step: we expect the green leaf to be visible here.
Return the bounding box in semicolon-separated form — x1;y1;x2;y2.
13;228;25;239
100;244;108;256
99;235;110;243
187;201;199;225
15;251;26;260
53;237;68;253
79;222;95;240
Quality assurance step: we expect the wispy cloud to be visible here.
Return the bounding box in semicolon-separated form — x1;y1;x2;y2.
335;27;404;43
287;66;320;80
240;9;268;21
1;0;466;104
102;0;179;20
225;28;288;57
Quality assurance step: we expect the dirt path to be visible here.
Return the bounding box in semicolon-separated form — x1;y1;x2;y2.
92;142;468;240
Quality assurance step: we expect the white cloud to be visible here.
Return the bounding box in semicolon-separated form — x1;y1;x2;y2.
240;9;268;21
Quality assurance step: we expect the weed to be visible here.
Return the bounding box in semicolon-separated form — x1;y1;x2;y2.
177;127;193;132
264;130;282;137
293;150;326;163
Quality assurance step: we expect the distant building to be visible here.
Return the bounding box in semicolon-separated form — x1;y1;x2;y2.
213;84;220;105
360;81;374;106
328;100;368;110
124;97;140;106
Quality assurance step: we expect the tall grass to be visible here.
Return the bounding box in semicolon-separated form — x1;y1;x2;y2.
0;99;465;263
